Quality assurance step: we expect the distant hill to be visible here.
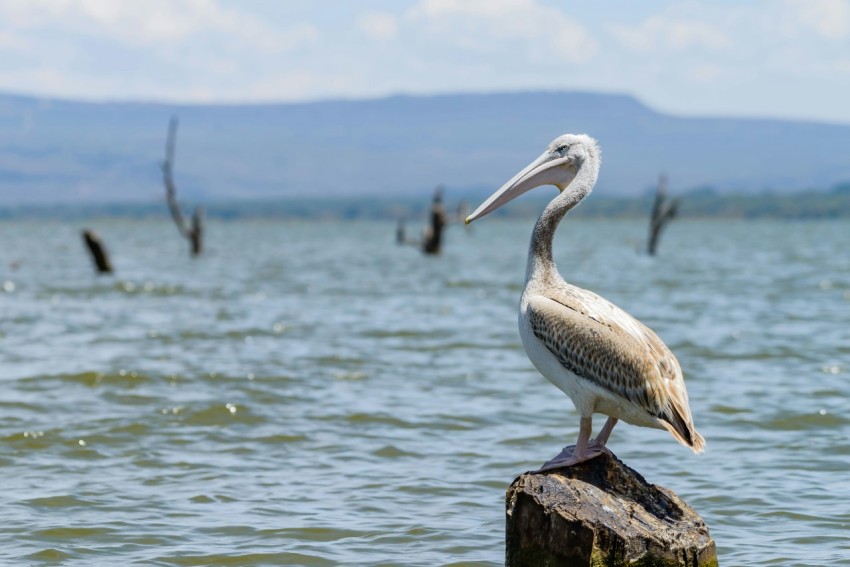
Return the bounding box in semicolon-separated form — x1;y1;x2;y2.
1;90;850;205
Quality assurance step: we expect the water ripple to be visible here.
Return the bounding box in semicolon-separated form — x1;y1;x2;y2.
0;219;847;566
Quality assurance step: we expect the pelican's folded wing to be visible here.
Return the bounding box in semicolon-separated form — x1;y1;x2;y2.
525;291;704;451
525;293;666;414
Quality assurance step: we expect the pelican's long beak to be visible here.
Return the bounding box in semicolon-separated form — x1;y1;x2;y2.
465;151;575;224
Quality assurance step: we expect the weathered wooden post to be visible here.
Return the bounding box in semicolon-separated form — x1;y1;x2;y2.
505;453;718;567
647;174;680;256
422;188;446;255
81;229;113;274
162;116;204;257
189;206;203;256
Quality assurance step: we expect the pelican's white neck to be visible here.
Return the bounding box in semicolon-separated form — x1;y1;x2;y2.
525;153;600;284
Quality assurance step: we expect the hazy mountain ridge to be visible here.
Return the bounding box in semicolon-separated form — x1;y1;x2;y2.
1;90;850;205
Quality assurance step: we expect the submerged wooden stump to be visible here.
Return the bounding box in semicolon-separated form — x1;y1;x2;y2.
422;189;445;255
81;229;113;274
505;452;717;567
647;174;679;256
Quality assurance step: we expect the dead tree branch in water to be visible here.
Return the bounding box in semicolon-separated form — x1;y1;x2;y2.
163;116;203;256
81;229;113;274
647;174;680;256
397;188;462;252
422;188;446;255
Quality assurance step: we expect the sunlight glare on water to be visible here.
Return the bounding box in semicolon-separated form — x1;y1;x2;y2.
0;218;848;566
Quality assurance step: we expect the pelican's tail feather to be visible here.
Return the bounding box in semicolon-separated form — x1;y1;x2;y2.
660;402;705;454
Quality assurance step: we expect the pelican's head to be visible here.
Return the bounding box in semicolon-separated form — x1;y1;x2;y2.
465;133;599;224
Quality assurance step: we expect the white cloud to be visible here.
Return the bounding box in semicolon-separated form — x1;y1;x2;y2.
408;0;596;63
1;1;850;123
609;15;730;53
0;0;325;103
0;28;29;50
606;1;850;84
689;63;722;83
357;10;398;40
611;1;850;57
784;0;850;39
411;0;532;19
0;0;317;53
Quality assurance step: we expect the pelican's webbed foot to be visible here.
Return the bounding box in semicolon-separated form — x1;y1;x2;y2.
533;443;606;473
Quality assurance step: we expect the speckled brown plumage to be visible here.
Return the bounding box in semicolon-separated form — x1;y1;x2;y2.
525;281;701;449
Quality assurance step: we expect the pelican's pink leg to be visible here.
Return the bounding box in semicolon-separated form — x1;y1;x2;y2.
534;416;604;473
588;417;617;454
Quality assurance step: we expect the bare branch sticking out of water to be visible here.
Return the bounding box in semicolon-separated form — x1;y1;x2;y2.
81;229;113;274
162;116;203;257
422;187;445;255
647;174;680;256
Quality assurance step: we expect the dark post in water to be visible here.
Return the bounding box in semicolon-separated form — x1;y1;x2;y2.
422;188;446;255
162;116;204;256
81;229;113;274
647;174;680;256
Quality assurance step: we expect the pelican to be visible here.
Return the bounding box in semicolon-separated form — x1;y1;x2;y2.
466;134;704;471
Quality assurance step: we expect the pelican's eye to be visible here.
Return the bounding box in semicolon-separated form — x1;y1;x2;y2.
555;145;569;154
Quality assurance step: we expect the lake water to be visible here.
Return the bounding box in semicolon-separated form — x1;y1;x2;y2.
0;217;848;566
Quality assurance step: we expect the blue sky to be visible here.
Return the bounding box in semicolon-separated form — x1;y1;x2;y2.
1;0;850;123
